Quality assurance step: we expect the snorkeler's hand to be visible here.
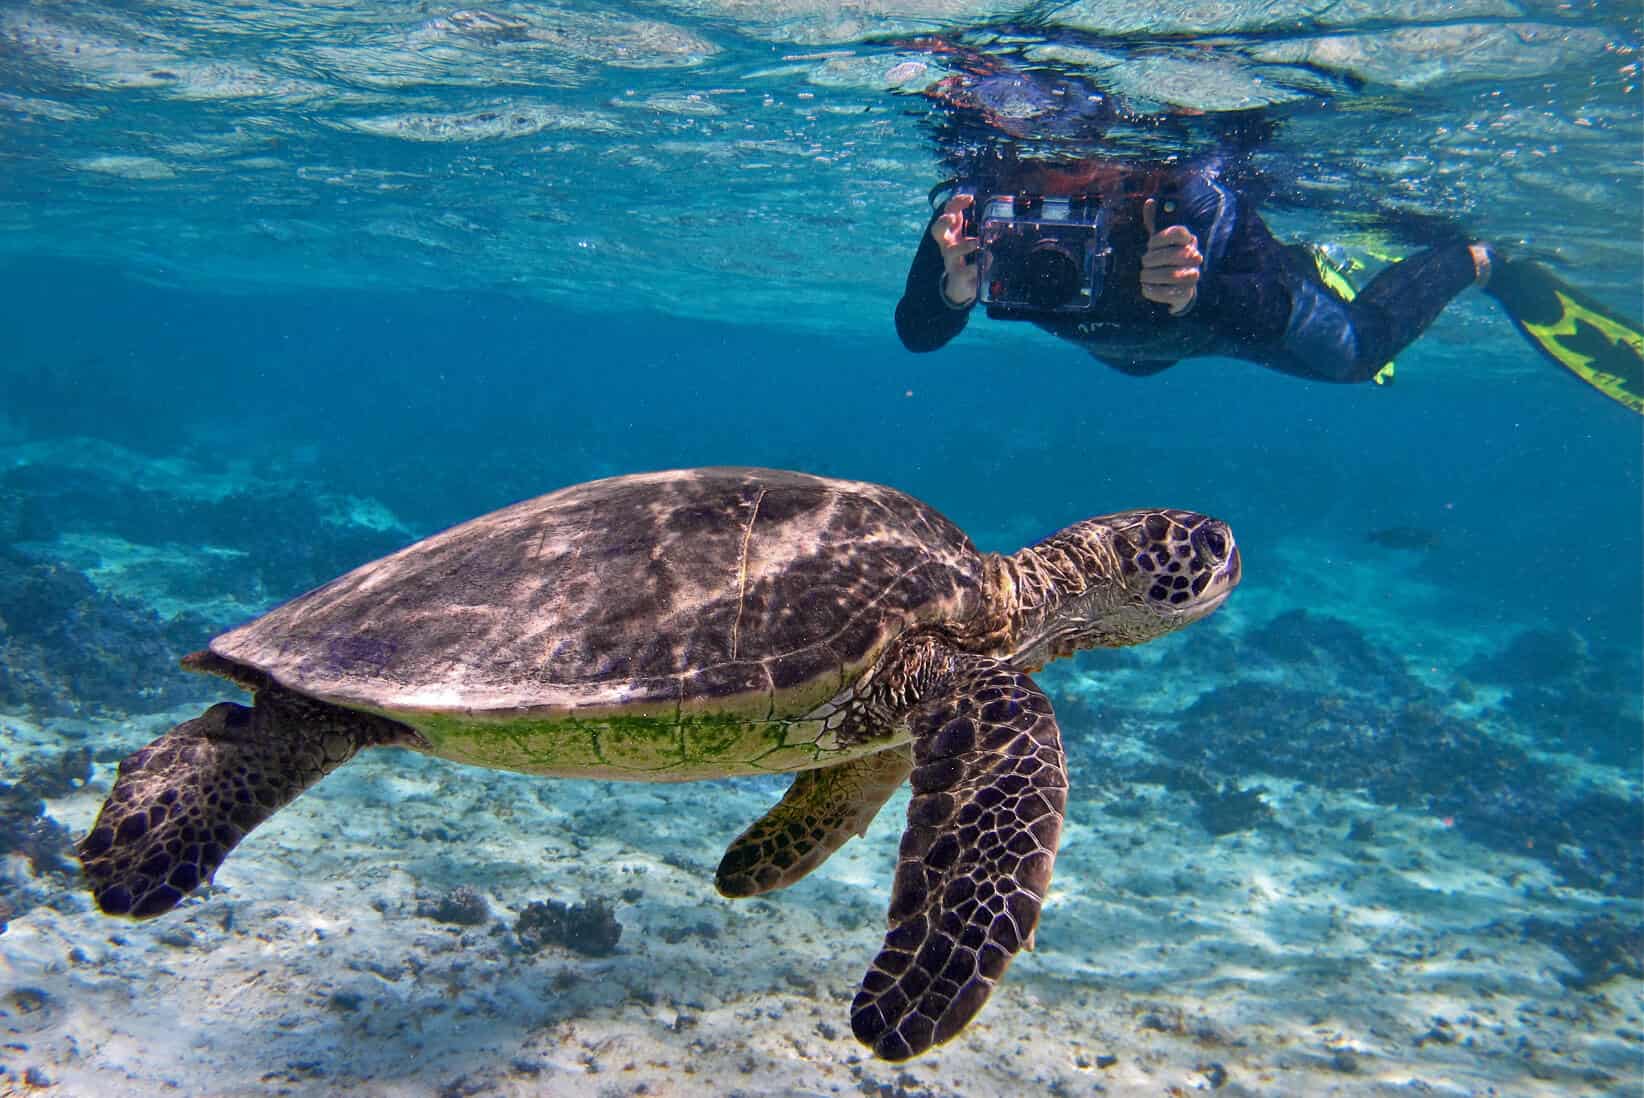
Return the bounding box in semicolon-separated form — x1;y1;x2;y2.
932;194;979;307
1141;197;1202;316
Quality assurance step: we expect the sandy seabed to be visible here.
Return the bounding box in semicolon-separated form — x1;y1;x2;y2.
2;693;1639;1098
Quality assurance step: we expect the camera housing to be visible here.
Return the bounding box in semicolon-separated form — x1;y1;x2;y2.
973;193;1112;316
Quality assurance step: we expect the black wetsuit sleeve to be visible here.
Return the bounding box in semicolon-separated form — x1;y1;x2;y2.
1197;273;1291;346
1192;204;1293;347
895;216;971;353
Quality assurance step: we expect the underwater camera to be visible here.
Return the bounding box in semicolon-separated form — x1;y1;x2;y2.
972;192;1113;316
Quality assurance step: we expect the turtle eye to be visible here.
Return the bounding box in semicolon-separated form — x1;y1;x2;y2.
1192;523;1229;563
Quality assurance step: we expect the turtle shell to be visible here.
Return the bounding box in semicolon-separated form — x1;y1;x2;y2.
210;467;987;728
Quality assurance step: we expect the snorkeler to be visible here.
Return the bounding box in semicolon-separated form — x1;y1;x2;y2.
898;160;1495;387
893;50;1643;413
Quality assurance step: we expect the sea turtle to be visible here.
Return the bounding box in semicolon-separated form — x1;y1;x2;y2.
78;466;1240;1060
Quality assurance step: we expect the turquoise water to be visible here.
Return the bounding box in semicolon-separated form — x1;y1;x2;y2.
1;3;1641;1095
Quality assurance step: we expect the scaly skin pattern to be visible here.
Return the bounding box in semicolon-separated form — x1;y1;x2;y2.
715;744;914;897
997;508;1239;669
76;687;415;919
847;638;1067;1061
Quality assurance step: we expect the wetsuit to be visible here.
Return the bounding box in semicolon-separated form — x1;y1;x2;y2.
895;166;1480;383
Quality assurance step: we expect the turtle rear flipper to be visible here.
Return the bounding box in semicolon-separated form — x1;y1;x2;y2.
715;746;913;898
77;689;412;919
851;653;1067;1061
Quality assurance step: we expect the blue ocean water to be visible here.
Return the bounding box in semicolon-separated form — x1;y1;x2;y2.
2;3;1642;1095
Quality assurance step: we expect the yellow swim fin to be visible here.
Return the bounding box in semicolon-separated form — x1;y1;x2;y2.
1486;258;1644;415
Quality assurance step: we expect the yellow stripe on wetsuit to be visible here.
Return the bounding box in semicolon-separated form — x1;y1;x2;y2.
1309;246;1396;385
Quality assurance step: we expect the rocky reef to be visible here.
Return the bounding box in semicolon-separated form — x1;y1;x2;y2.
0;545;213;717
1522;914;1644;990
0;443;413;717
1119;609;1644;900
1;455;411;613
1462;627;1644;770
516;898;623;957
0;747;90;931
416;884;493;927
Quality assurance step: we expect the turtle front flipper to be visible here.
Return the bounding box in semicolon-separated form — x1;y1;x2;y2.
77;688;414;919
850;653;1067;1061
716;746;913;898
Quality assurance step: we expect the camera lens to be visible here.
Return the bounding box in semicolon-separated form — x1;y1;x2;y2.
1023;242;1080;309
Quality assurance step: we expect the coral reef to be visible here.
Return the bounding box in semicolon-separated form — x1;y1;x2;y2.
1463;628;1643;769
0;783;77;880
416;885;492;927
1152;610;1643;898
0;546;211;716
1463;627;1590;684
0;748;90;931
1162;683;1506;805
2;461;410;608
1196;783;1273;836
1522;914;1643;989
0;446;416;717
1244;608;1410;688
515;899;622;957
1466;631;1644;769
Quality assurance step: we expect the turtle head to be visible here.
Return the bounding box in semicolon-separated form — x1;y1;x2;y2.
1002;508;1240;668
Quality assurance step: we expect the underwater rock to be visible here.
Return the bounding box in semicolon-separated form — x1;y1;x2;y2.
0;750;90;931
0;462;110;543
1166;680;1642;898
0;448;419;718
0;486;21;545
1245;609;1409;689
1124;762;1214;799
0;786;75;880
1522;914;1644;989
1166;682;1502;805
415;884;491;926
1101;792;1154;820
187;488;409;601
0;749;88;878
515;898;622;957
1;461;409;612
1501;683;1643;770
23;746;91;800
1510;790;1642;900
657;917;721;945
1462;627;1589;684
0;545;209;716
1458;627;1643;769
1197;783;1272;836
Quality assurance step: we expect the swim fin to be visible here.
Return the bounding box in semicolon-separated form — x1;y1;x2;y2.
1486;257;1643;415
